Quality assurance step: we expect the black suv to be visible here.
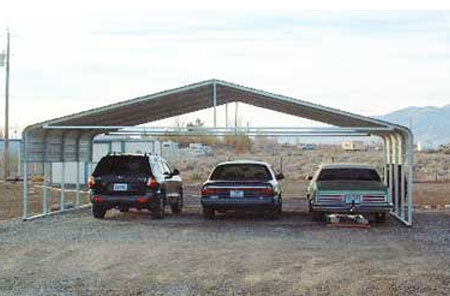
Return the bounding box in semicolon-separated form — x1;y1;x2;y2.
89;154;183;219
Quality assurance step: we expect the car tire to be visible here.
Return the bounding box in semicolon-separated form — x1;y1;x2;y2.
268;204;282;219
151;198;165;220
311;210;325;222
375;213;386;223
92;206;106;219
171;193;183;214
203;207;215;219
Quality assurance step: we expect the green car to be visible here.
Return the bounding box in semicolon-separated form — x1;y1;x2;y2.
307;164;393;223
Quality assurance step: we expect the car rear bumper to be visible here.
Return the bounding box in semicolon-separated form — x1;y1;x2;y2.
90;193;160;209
201;197;279;210
311;203;393;214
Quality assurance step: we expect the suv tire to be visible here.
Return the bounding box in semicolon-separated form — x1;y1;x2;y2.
203;207;215;219
93;206;106;219
151;198;165;219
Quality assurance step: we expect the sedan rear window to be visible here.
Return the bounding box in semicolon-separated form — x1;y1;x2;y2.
93;156;152;176
210;164;272;181
318;168;381;182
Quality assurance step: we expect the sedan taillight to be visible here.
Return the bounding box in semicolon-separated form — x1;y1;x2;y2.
318;194;344;202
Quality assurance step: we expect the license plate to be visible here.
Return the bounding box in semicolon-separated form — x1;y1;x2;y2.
345;194;361;204
230;190;244;198
113;183;128;191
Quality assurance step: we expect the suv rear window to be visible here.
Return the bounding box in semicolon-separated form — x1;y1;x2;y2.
318;168;381;182
93;156;152;176
210;164;271;181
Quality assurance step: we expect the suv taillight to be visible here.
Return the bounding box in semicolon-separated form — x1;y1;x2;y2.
147;176;159;189
88;176;95;188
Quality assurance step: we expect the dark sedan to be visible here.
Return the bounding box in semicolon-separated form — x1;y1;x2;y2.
201;160;284;219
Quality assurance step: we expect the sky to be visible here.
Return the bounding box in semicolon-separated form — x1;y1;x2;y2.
0;4;450;136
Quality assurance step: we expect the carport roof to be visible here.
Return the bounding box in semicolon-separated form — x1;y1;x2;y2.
23;79;410;163
25;79;404;131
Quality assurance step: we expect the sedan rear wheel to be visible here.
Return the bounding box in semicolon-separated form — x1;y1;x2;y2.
375;213;386;223
203;207;215;219
171;194;183;214
311;210;325;222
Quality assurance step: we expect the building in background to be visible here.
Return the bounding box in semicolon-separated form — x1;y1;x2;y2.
0;139;22;178
51;137;179;185
341;140;366;151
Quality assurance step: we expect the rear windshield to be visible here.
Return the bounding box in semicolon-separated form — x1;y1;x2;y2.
318;168;381;182
93;156;152;176
210;164;272;181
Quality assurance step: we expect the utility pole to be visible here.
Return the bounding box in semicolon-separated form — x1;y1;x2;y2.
3;29;10;180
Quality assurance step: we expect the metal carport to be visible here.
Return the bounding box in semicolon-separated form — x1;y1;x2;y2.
22;79;414;225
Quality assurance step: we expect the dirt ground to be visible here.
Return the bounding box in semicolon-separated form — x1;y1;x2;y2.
0;195;449;296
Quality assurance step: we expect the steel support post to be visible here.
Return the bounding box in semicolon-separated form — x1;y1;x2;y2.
22;133;28;220
43;162;49;214
391;134;399;215
398;134;406;220
407;132;414;224
75;136;81;207
225;103;228;128
381;135;388;186
213;81;217;128
60;133;66;211
386;136;393;204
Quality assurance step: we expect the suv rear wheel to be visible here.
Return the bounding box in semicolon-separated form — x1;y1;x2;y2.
93;206;106;219
151;198;165;219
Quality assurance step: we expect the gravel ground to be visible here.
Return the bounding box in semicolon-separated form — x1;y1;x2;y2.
0;195;449;296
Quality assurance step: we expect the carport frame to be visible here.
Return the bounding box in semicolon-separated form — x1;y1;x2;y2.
21;79;414;225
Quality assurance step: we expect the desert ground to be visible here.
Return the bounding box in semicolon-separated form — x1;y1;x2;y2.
0;196;449;296
0;148;449;295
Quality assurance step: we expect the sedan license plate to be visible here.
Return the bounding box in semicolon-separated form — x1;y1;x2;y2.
113;183;128;191
230;190;244;198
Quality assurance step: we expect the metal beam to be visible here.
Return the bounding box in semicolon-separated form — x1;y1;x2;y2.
213;80;217;128
22;132;28;220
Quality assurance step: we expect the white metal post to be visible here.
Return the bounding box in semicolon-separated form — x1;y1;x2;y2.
60;161;65;211
407;133;414;224
386;137;393;204
213;81;217;128
60;133;66;211
23;162;28;220
392;134;399;215
398;134;406;220
381;135;387;186
76;162;80;207
75;136;80;207
43;162;49;214
235;102;238;127
225;103;228;128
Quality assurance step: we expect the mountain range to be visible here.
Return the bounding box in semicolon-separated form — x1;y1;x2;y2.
377;104;450;148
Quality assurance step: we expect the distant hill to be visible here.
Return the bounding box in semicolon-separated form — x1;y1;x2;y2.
376;104;450;148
